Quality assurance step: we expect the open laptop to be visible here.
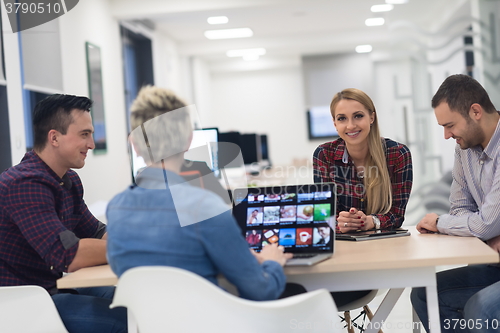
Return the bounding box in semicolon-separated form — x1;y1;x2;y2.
335;228;410;241
232;183;336;266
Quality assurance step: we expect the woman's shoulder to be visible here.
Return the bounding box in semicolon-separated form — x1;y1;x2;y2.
314;138;345;159
383;138;412;162
384;138;410;152
315;138;344;152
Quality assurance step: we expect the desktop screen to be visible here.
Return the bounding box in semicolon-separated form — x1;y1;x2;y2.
130;128;219;181
260;134;269;161
307;106;338;140
218;131;243;168
239;133;262;165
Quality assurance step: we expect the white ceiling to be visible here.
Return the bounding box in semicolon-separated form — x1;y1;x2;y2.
111;0;468;65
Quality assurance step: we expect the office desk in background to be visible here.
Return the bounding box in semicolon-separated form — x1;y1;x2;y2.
57;226;499;333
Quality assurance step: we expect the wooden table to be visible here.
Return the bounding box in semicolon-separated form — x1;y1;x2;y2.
58;226;499;333
284;226;499;333
57;264;118;289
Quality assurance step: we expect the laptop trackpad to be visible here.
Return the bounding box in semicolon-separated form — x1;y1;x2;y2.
285;254;332;266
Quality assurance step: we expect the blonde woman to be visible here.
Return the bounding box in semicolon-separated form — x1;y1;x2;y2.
312;88;413;307
313;88;413;233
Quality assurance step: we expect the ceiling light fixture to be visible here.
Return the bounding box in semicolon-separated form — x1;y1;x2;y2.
385;0;408;4
365;18;385;26
243;54;260;61
371;4;394;12
226;48;266;57
207;16;228;25
355;45;373;53
204;28;253;39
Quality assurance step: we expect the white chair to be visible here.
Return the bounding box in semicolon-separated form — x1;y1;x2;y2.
0;285;68;333
111;266;341;333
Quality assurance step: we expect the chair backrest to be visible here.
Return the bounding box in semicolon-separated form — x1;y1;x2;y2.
336;289;379;312
111;266;341;333
0;285;68;333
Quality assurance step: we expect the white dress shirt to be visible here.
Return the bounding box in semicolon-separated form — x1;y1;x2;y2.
438;118;500;240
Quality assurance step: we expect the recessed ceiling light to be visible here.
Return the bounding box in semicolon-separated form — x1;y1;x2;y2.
356;45;373;53
243;54;260;61
207;16;228;25
371;4;394;12
385;0;408;4
226;48;266;57
204;28;253;40
365;18;385;26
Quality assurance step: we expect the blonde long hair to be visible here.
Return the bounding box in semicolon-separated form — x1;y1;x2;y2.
330;88;392;215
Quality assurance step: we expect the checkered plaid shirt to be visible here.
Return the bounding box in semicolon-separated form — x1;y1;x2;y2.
313;138;413;229
0;151;103;292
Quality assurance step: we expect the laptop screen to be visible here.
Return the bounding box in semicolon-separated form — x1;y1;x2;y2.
232;183;336;254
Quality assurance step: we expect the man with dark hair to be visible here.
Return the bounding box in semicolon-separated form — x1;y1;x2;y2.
0;94;126;333
412;74;500;333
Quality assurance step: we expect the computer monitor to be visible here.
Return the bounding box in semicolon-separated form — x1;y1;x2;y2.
130;127;220;182
218;131;243;169
260;134;269;161
307;106;338;140
184;127;219;178
260;134;271;168
239;133;262;165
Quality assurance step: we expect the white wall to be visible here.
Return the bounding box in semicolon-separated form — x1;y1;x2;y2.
2;6;26;166
302;53;374;107
151;30;184;94
191;57;214;128
58;0;131;206
477;0;500;109
209;67;319;167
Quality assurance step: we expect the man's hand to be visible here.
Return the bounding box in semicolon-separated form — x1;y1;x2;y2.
416;213;440;234
487;235;500;253
67;238;107;272
251;243;293;266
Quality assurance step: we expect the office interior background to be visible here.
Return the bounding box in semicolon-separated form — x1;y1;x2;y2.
1;0;500;222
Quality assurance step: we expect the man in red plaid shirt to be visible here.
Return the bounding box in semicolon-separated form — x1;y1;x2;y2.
0;94;126;332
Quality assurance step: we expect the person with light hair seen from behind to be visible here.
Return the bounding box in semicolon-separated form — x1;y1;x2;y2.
106;86;308;301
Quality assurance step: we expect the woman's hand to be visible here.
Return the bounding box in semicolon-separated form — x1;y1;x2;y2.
337;208;375;233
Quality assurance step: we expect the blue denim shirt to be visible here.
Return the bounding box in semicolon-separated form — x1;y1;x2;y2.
106;167;286;300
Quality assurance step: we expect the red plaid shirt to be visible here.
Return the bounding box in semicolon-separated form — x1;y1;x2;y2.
313;138;413;229
0;151;104;293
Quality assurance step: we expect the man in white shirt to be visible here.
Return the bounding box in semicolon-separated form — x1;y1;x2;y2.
411;74;500;333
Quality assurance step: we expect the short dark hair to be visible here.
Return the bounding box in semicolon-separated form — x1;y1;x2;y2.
432;74;496;119
33;94;93;151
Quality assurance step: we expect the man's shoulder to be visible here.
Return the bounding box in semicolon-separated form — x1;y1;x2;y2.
384;138;411;160
0;160;49;188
